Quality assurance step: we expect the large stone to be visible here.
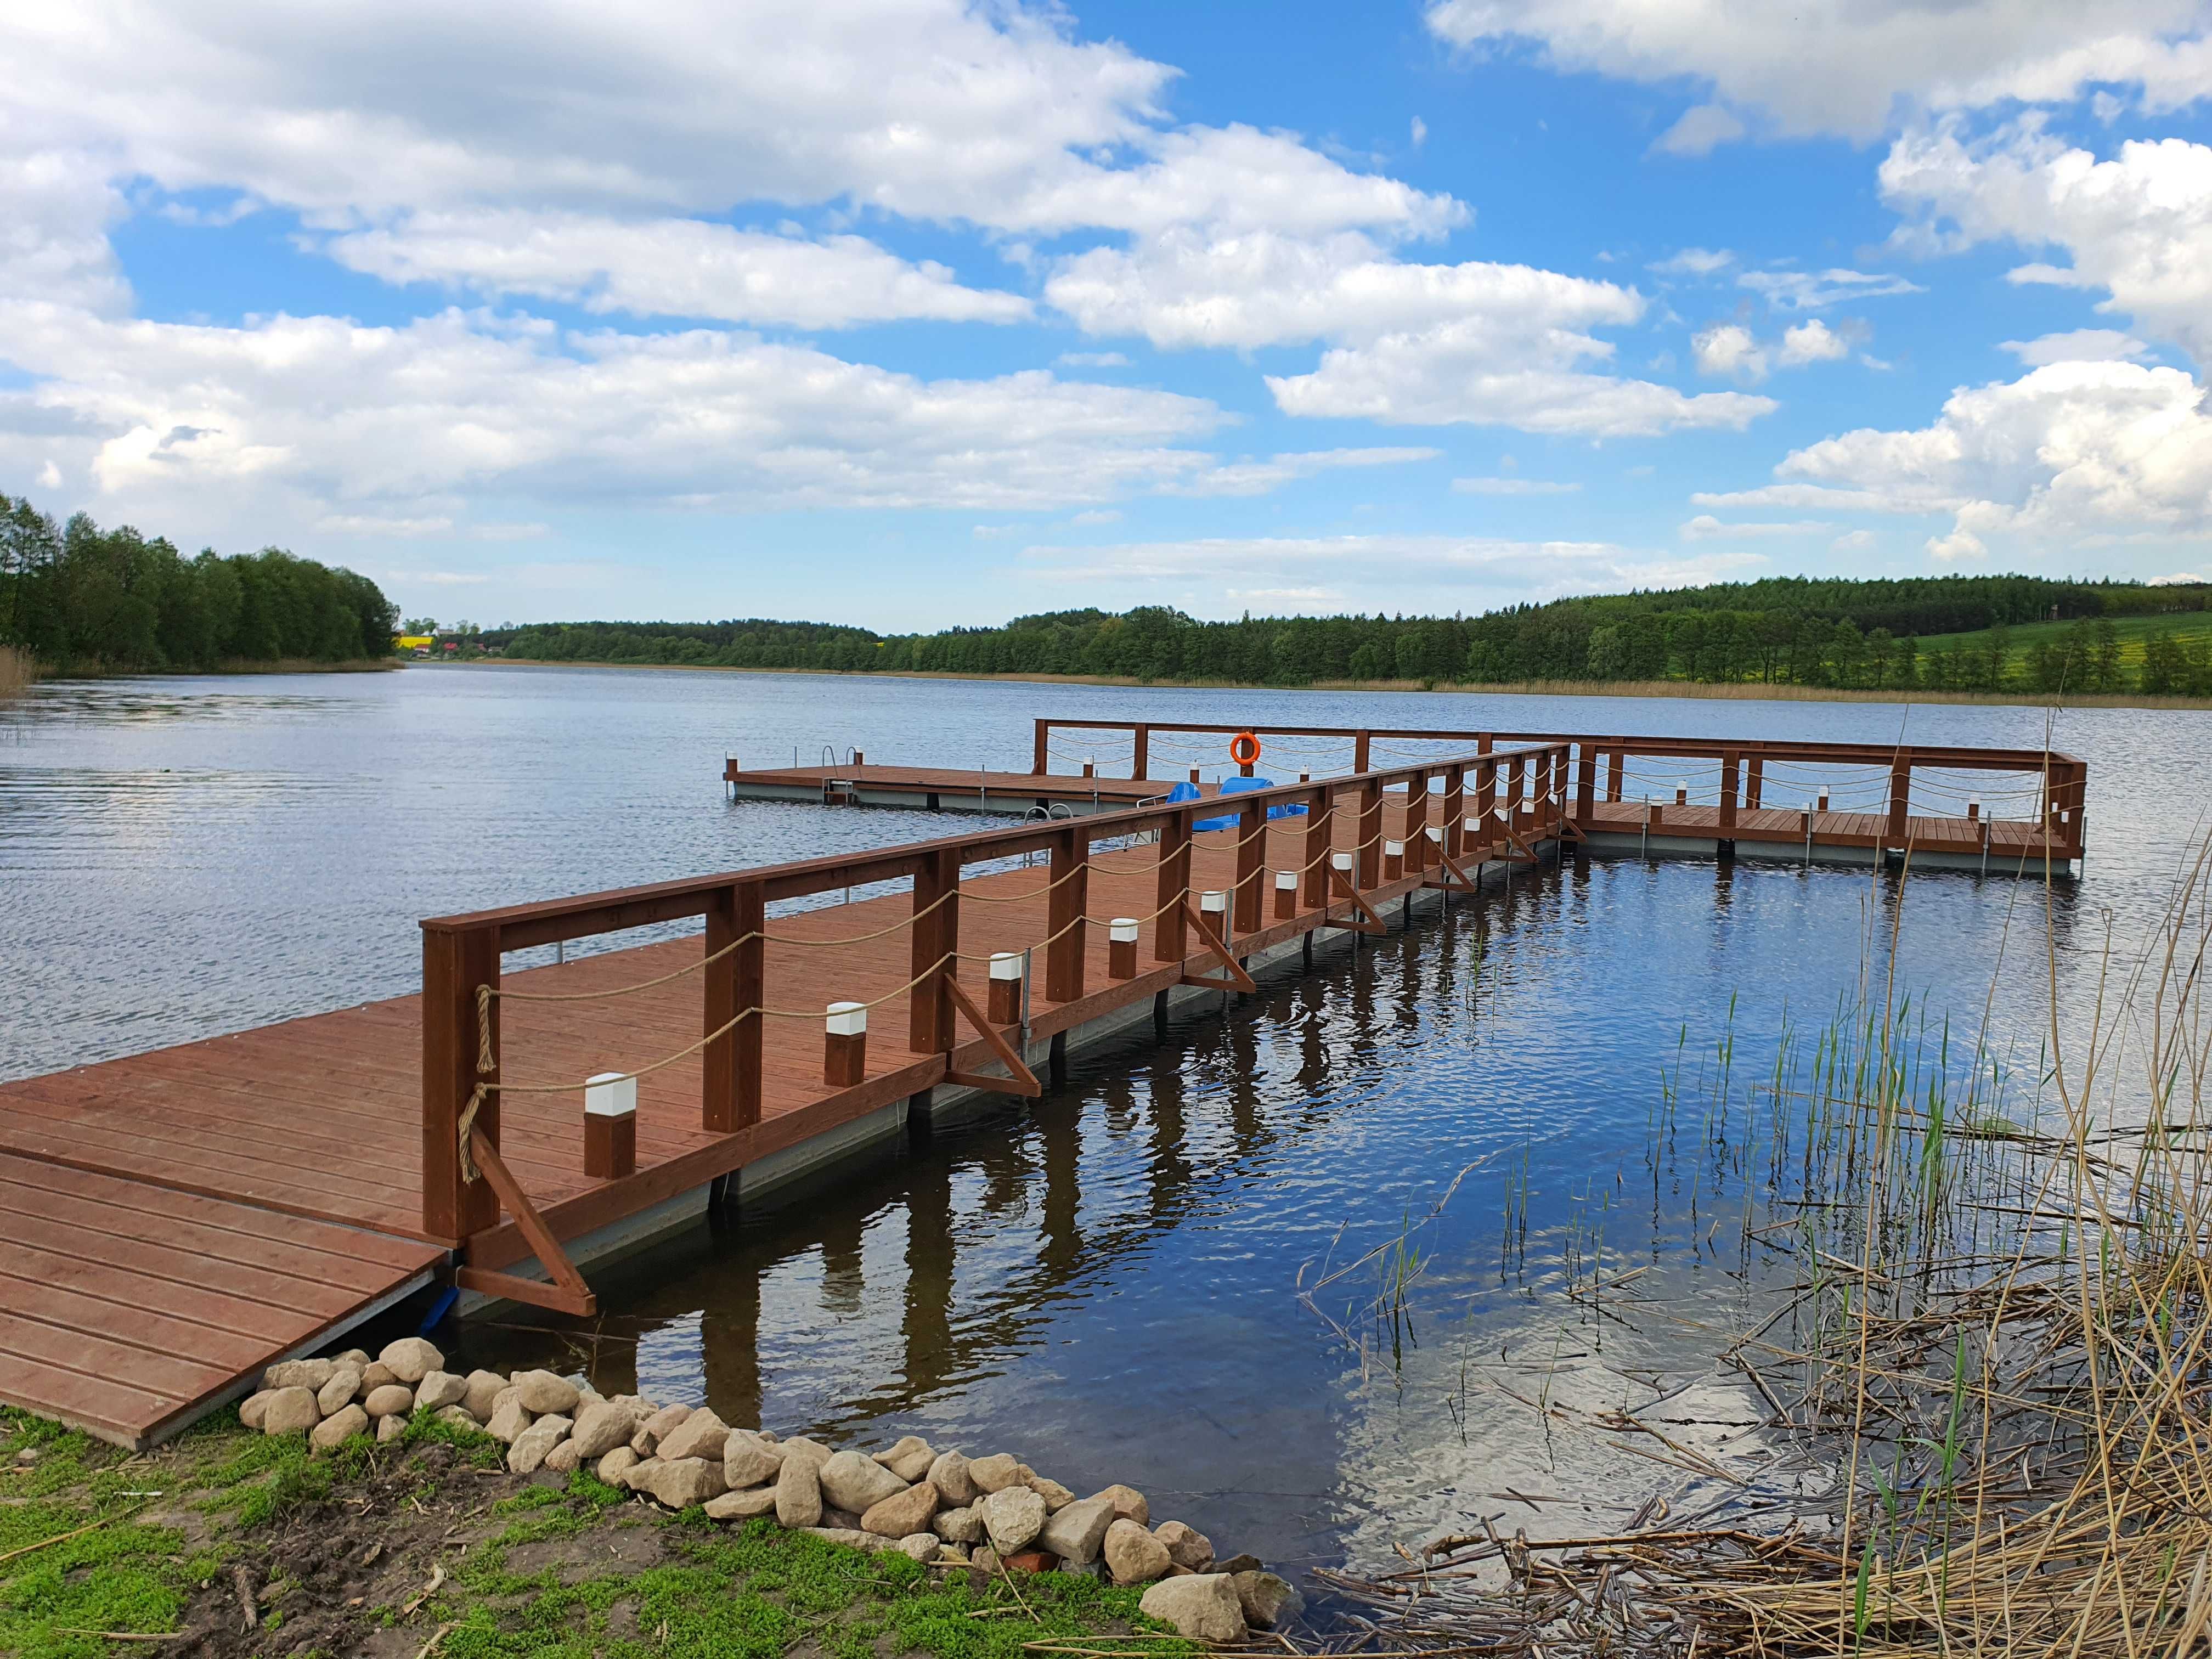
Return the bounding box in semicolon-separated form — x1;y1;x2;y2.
819;1449;910;1514
928;1451;979;1506
376;1413;408;1445
317;1365;364;1416
1103;1519;1171;1585
1092;1485;1150;1527
802;1527;899;1555
644;1457;726;1509
361;1361;400;1395
571;1400;641;1462
513;1369;581;1415
334;1347;370;1368
724;1430;784;1489
414;1371;469;1413
897;1533;940;1562
507;1413;573;1475
543;1440;582;1475
1154;1520;1215;1572
621;1456;663;1493
775;1447;824;1527
1232;1570;1302;1629
1038;1497;1115;1566
874;1436;936;1482
461;1370;508;1423
657;1407;730;1465
968;1453;1024;1494
706;1485;781;1521
259;1386;321;1436
982;1486;1047;1555
484;1396;534;1445
636;1402;691;1451
1139;1575;1246;1643
596;1447;640;1488
435;1406;479;1432
378;1338;444;1385
237;1390;273;1431
1030;1476;1075;1513
311;1403;369;1452
935;1504;985;1544
363;1384;415;1419
860;1478;940;1539
262;1358;334;1392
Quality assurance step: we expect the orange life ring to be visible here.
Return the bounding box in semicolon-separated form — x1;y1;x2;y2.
1229;731;1262;766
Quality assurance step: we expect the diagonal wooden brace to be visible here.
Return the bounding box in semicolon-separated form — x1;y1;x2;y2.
1502;827;1545;864
942;970;1042;1097
1429;845;1483;893
1324;866;1387;935
1179;898;1258;991
456;1126;597;1317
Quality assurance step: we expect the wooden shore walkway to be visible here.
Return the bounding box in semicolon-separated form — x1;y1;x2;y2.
0;725;2087;1446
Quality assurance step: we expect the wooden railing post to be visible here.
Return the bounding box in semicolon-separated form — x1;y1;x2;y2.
1574;744;1596;826
1507;756;1526;831
1031;721;1049;776
1405;769;1429;873
1154;810;1191;963
1887;755;1911;848
1475;756;1496;837
1356;777;1383;888
704;881;763;1132
1046;827;1087;1003
1443;764;1465;857
910;848;959;1053
1607;748;1624;803
1353;729;1372;774
1132;724;1149;781
1233;794;1265;935
1747;755;1764;810
1301;786;1333;909
1720;750;1740;833
422;923;501;1241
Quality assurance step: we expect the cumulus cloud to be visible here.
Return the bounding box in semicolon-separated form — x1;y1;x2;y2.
2001;329;2151;365
1649;247;1736;277
321;212;1031;328
1779;319;1850;365
1831;528;1877;551
1693;323;1767;381
1422;0;2212;142
1768;359;2212;558
0;303;1230;531
1881;119;2212;362
1651;105;1746;157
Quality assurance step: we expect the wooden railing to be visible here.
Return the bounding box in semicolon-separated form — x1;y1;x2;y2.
1033;720;2089;864
418;741;1576;1256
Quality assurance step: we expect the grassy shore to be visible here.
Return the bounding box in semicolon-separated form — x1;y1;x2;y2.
468;656;2212;710
0;1407;1182;1659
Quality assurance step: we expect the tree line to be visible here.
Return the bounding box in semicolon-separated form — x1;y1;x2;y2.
0;495;397;672
490;573;2212;695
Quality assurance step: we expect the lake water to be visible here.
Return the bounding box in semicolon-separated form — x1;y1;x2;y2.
4;666;2208;1575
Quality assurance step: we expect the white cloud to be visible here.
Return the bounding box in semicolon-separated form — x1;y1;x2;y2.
1831;529;1877;551
1069;508;1122;525
2152;568;2211;582
1453;475;1581;494
1692;482;1960;513
1410;115;1428;149
1680;515;1835;539
1177;446;1441;496
322;212;1032;328
1422;0;2212;142
1769;359;2212;556
2001;328;2151;365
1651;104;1745;157
36;459;61;488
1881;120;2212;362
1779;318;1850;365
0;303;1232;533
1054;351;1130;368
381;567;490;584
1017;531;1768;607
1738;267;1923;309
1692;323;1767;381
318;513;455;537
1650;247;1735;277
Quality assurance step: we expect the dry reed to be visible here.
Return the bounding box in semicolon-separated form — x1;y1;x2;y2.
1311;830;2212;1656
0;645;35;699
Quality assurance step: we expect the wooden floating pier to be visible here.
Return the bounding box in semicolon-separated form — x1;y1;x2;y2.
1;721;2085;1446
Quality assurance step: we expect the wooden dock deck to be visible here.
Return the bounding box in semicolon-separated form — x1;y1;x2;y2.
1;725;2087;1445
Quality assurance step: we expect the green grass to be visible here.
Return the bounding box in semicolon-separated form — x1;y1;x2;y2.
1;1405;1190;1659
1913;610;2212;682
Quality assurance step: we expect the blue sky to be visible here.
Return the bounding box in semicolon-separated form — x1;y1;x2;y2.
5;2;2212;631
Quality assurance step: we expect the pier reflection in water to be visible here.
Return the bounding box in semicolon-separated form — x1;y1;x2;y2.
455;848;2083;1575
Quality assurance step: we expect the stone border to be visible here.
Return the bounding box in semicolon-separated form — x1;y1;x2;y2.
240;1338;1301;1642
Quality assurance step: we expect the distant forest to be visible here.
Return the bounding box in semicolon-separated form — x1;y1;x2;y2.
490;574;2212;695
0;495;397;672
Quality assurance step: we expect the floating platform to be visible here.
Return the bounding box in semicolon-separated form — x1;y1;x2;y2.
1;723;2087;1445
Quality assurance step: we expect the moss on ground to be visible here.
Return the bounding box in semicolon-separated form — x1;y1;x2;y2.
0;1406;1192;1659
